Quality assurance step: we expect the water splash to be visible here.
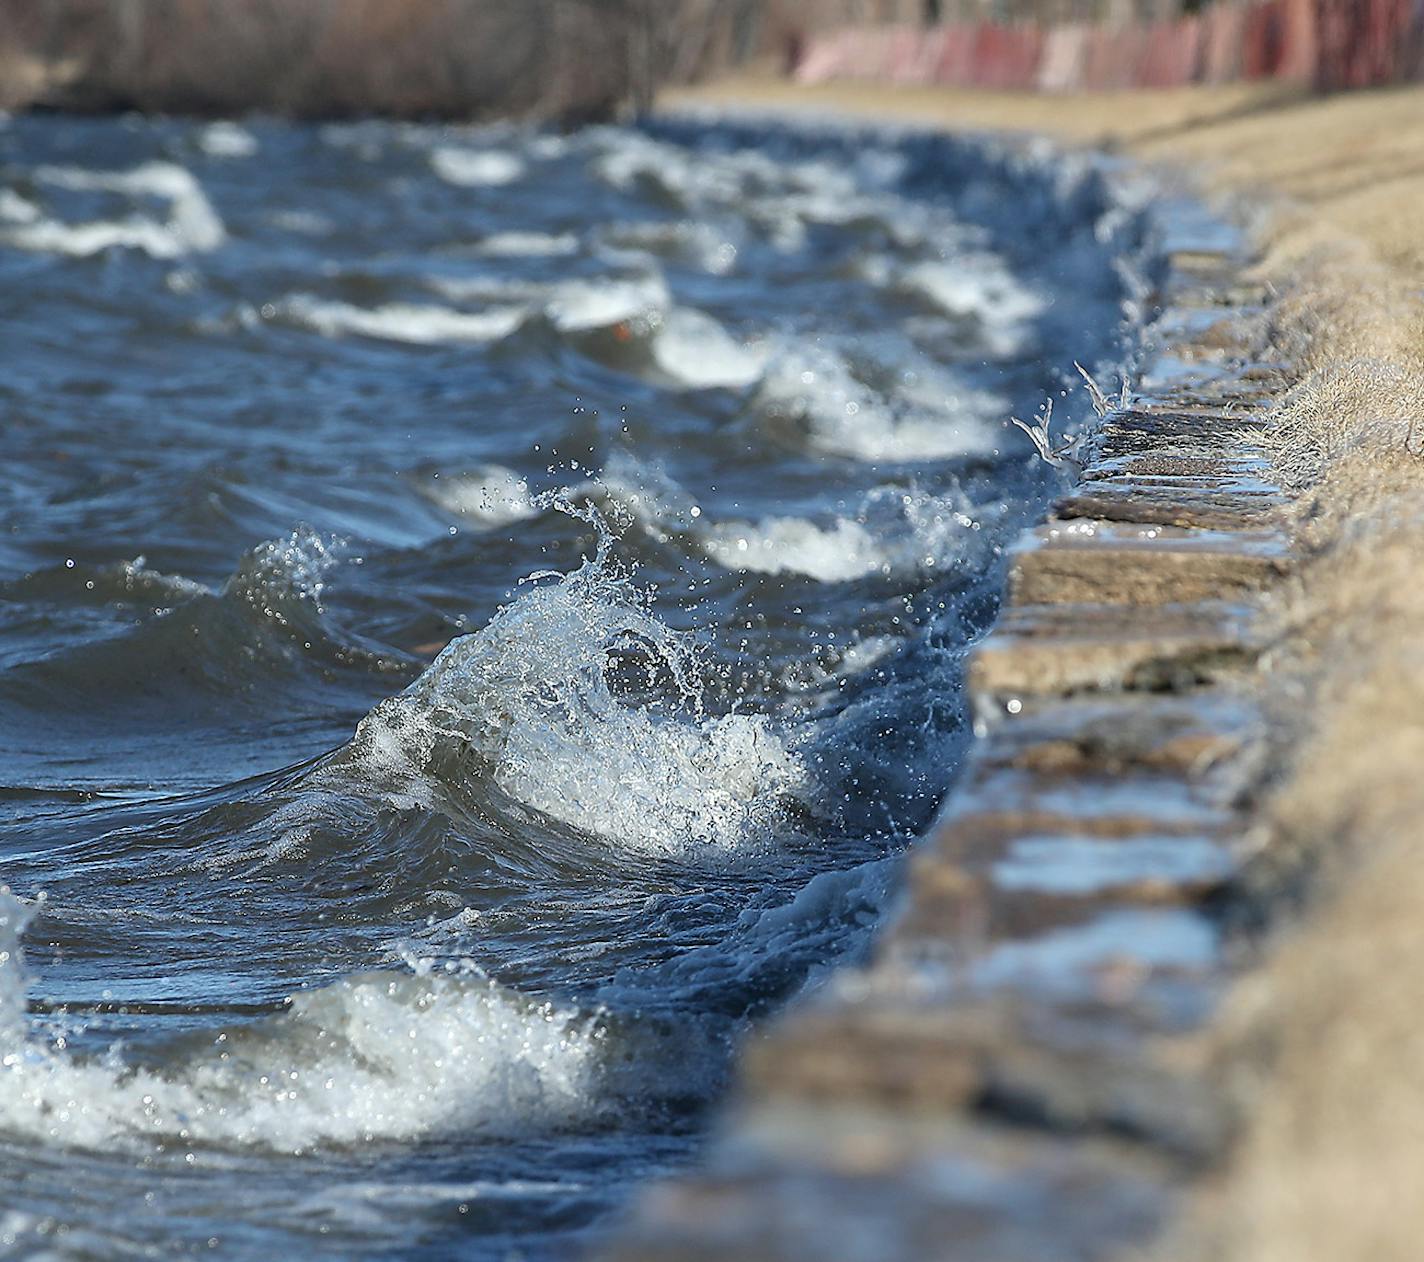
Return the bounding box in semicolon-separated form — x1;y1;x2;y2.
0;890;37;1046
224;526;342;616
349;497;807;852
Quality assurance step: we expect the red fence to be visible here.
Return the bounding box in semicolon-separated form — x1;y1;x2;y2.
792;0;1423;93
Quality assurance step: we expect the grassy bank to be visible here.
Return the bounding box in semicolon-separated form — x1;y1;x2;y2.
662;74;1424;1261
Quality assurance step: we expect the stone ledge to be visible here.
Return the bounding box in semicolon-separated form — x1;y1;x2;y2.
739;992;1227;1162
967;599;1265;698
975;691;1260;775
1008;520;1291;605
603;1105;1180;1262
604;226;1288;1262
1055;483;1283;531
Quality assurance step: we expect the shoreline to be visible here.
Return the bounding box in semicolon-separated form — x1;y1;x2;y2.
3;79;1418;1256
639;75;1424;1260
662;74;1424;279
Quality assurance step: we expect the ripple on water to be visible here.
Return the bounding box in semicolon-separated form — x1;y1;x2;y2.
0;112;1153;1258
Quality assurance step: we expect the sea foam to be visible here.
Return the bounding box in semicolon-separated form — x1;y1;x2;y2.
753;341;1000;463
431;147;526;188
0;891;605;1153
279;294;526;345
3;162;226;259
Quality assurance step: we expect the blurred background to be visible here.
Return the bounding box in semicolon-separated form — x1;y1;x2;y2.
0;0;1418;122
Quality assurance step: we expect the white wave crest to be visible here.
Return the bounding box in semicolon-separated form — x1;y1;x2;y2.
427;271;669;337
754;342;1000;463
3;162;224;259
0;893;603;1152
475;231;579;258
544;273;669;333
650;308;765;390
431;147;525;188
427;274;546;305
422;465;537;526
280;294;525;345
701;517;886;582
199;121;258;159
896;258;1045;357
426;276;761;392
586;131;923;257
3;218;181;259
607;452;983;583
590;131;808;213
22;161;225;258
0;189;40;225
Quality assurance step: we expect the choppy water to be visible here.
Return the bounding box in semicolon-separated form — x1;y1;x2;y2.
0;112;1154;1258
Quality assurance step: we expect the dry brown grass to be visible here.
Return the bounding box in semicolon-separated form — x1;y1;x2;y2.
664;73;1424;1262
1207;235;1424;1262
1216;467;1424;1262
1256;245;1424;484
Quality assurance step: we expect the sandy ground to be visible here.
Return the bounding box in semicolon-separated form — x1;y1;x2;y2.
661;74;1424;1262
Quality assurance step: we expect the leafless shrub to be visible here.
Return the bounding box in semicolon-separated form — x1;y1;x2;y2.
1257;242;1424;488
1212;242;1424;1262
1074;359;1130;419
1010;396;1084;473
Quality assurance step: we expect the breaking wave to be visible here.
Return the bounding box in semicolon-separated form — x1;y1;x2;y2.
431;146;527;188
3;161;225;258
0;892;613;1153
0;109;1159;1256
277;294;526;345
752;340;1002;463
345;503;808;852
